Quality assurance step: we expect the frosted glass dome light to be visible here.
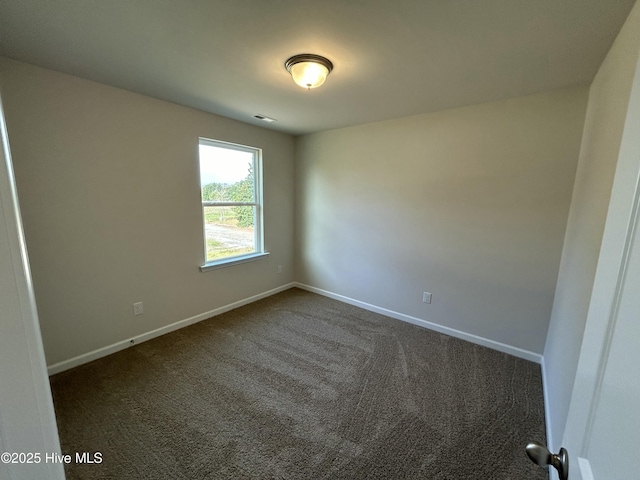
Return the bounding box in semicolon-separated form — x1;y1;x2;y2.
285;54;334;90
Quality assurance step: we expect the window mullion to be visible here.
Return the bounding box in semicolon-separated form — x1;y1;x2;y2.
202;201;257;207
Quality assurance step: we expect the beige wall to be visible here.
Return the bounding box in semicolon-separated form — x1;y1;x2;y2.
544;0;640;450
295;87;588;355
0;57;296;366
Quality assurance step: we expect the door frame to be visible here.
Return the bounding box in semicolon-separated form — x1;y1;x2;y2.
0;92;64;479
561;43;640;480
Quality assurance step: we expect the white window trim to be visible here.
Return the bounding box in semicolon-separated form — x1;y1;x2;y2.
198;138;267;271
199;251;270;272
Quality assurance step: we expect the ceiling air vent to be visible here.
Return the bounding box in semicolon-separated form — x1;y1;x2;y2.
253;114;277;123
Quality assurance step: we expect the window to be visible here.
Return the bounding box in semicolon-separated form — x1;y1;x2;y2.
198;138;266;270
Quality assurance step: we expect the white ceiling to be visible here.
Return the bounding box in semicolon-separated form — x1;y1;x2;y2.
0;0;636;135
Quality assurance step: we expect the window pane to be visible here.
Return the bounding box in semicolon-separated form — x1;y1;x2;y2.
204;206;256;262
199;144;255;202
198;138;262;265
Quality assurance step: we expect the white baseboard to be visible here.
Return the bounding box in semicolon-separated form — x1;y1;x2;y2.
49;281;544;375
294;283;543;364
47;283;296;375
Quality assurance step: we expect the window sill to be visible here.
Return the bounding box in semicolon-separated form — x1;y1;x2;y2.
199;252;270;272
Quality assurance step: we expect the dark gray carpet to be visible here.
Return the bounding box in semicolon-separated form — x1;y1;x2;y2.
50;288;547;479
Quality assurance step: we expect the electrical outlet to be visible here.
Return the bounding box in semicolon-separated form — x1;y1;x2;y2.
277;265;283;274
422;292;432;304
133;302;144;315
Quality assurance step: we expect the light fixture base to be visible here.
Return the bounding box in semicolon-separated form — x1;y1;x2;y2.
285;54;334;74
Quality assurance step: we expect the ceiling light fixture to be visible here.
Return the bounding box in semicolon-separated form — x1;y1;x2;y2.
285;54;333;90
